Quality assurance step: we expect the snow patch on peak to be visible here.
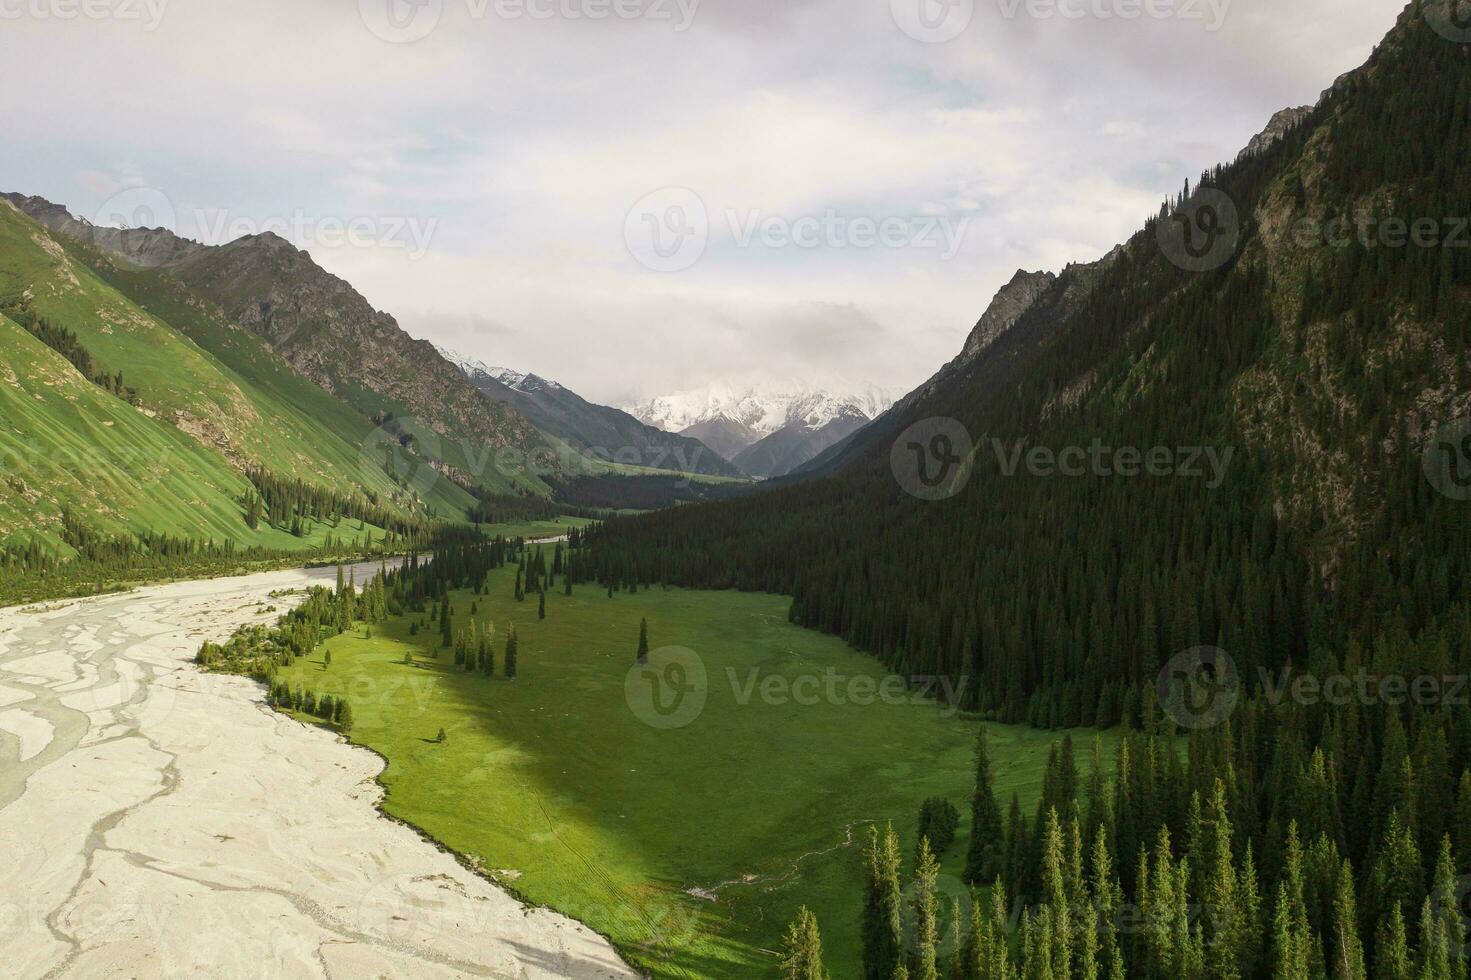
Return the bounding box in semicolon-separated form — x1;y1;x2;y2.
435;344;529;389
629;382;896;436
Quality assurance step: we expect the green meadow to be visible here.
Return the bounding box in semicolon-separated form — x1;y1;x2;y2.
279;561;1119;977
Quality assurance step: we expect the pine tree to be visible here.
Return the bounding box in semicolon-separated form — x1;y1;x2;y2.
538;589;546;620
1327;859;1365;980
963;725;1006;885
911;837;941;980
637;617;650;665
780;906;830;980
1374;903;1411;980
862;824;904;980
504;625;518;679
337;700;354;733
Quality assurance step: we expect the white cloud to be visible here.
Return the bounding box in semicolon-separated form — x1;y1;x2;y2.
0;0;1404;404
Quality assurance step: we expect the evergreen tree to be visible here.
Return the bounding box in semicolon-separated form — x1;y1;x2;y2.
963;726;1005;884
538;589;546;620
780;906;831;980
862;824;904;980
504;625;518;679
911;836;941;980
637;617;650;665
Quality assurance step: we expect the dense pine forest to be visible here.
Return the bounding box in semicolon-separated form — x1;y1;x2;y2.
579;4;1471;977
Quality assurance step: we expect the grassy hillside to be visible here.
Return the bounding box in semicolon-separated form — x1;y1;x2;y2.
0;199;467;554
0;312;354;552
273;562;1118;977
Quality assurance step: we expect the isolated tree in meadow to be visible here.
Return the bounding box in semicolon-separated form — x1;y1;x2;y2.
505;625;518;679
323;650;332;669
861;824;903;980
538;589;546;620
963;726;1005;885
779;906;830;980
637;618;649;665
514;567;524;602
435;728;447;744
337;700;354;733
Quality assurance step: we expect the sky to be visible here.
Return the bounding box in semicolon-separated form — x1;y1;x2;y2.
0;0;1405;407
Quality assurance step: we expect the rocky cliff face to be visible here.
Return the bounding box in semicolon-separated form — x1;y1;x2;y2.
958;269;1057;364
1237;106;1314;160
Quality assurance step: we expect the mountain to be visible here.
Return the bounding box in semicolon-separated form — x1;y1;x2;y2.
677;416;763;461
0;196;474;562
435;346;745;479
1237;105;1314;159
4;194;549;496
630;383;895;475
631;382;893;441
729;407;873;479
584;3;1471;728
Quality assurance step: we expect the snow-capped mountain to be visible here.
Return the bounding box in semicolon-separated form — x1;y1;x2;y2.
433;345;535;391
629;383;895;440
434;345;746;479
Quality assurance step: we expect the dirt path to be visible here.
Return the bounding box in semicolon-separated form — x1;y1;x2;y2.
0;564;637;979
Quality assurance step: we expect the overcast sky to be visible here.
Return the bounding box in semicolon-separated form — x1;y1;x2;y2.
0;0;1404;406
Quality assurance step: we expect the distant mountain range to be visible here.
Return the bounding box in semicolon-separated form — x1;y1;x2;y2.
629;383;895;479
435;347;745;480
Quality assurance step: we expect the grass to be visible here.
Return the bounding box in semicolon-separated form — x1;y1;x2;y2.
473;515;596;540
277;561;1119;977
0;202;472;551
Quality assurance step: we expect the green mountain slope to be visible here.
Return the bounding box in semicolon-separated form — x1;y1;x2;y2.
0;199;459;555
584;1;1471;724
5;194;555;497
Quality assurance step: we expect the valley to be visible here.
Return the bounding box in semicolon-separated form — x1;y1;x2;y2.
237;559;1116;977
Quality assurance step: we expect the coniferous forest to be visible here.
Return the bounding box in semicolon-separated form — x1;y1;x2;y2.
579;6;1471;976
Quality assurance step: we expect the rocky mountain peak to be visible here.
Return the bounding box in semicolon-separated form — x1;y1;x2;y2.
959;269;1057;363
1237;106;1314;160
